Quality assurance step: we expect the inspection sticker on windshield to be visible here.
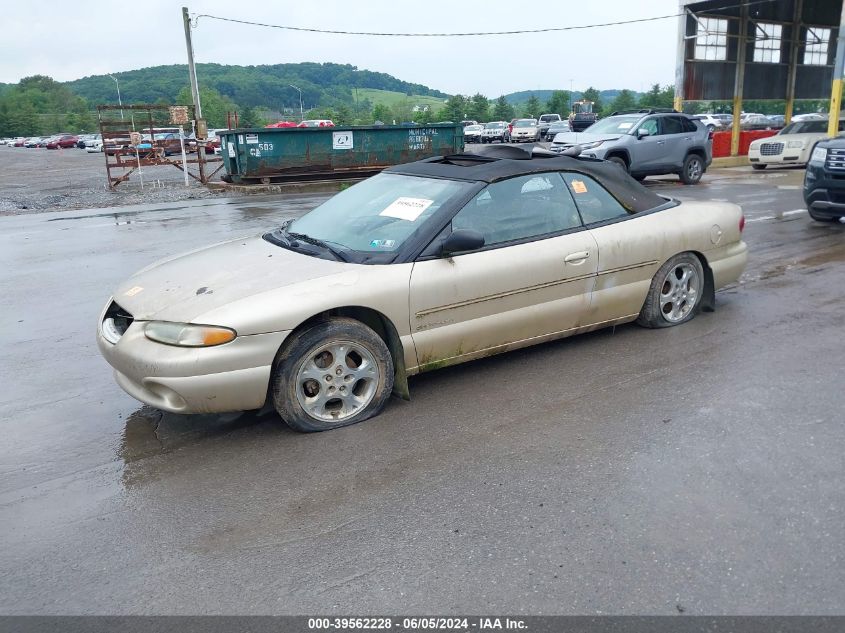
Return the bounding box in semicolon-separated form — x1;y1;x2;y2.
570;180;588;194
369;239;396;249
379;197;434;222
618;122;633;130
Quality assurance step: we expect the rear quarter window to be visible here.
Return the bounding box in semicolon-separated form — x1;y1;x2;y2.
561;173;632;225
681;118;698;133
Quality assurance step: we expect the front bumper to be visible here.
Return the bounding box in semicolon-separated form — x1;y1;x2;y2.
803;165;845;219
97;308;290;413
748;146;808;166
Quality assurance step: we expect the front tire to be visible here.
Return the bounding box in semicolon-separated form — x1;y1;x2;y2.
271;318;394;432
637;253;705;328
752;164;767;170
680;153;705;184
607;156;628;172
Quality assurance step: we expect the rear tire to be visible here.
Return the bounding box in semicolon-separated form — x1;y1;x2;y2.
271;318;394;432
680;153;705;185
637;253;705;328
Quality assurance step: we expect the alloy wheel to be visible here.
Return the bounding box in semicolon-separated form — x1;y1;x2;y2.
294;340;380;423
659;262;701;322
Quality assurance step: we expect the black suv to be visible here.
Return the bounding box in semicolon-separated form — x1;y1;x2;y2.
804;137;845;222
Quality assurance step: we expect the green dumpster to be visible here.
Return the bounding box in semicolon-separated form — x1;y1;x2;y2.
218;124;464;183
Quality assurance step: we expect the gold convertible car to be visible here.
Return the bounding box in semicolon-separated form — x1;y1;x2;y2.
98;146;747;432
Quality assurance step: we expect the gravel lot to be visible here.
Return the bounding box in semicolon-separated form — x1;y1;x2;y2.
0;145;237;214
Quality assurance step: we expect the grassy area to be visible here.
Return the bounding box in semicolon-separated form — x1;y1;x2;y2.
354;88;448;111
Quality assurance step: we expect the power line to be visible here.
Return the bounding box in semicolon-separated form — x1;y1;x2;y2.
193;0;780;37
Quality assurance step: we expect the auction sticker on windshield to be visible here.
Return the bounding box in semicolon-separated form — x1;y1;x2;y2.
570;180;588;194
379;197;434;222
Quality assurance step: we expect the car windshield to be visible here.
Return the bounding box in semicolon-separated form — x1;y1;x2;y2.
539;115;558;122
779;120;829;134
515;120;536;127
583;115;642;134
484;122;504;129
466;125;483;131
284;173;474;254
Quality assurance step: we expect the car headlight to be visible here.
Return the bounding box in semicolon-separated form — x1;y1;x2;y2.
787;140;805;148
809;146;827;166
579;140;604;150
144;321;236;347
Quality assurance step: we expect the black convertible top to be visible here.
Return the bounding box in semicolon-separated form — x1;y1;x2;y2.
386;145;668;214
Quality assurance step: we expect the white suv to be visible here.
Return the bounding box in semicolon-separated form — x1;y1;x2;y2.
693;114;723;131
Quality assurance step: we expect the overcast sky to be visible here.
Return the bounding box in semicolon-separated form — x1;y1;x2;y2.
2;1;680;95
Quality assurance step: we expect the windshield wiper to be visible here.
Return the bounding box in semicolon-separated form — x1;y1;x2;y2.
285;230;351;263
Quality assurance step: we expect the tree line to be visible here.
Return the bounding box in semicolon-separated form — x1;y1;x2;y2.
0;72;830;138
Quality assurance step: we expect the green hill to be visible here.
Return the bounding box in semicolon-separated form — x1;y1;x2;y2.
66;62;450;112
355;88;446;111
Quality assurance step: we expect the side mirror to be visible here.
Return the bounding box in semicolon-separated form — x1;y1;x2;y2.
440;229;485;256
637;128;651;139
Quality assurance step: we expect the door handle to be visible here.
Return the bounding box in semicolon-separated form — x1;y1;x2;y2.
564;251;590;263
657;140;666;145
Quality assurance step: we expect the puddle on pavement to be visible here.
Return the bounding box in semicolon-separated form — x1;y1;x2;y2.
119;405;269;464
798;243;845;267
750;239;845;285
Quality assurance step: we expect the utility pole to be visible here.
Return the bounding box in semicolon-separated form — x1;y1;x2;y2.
289;84;303;122
182;7;205;137
108;74;123;120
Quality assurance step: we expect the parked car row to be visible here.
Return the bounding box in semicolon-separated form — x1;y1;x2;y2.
3;134;81;148
463;116;570;144
4;134;96;150
2;129;207;156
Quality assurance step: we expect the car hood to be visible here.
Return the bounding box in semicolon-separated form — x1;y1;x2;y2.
551;132;622;145
112;235;352;323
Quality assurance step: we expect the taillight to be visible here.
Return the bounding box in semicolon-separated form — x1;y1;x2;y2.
739;215;746;233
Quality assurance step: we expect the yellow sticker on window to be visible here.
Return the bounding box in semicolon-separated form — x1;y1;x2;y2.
571;180;588;194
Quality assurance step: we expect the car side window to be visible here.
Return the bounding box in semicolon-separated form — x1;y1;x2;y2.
561;173;631;225
452;173;583;246
639;118;659;136
660;116;685;135
681;117;698;133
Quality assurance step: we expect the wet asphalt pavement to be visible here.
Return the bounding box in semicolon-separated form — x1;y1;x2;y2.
1;167;843;614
